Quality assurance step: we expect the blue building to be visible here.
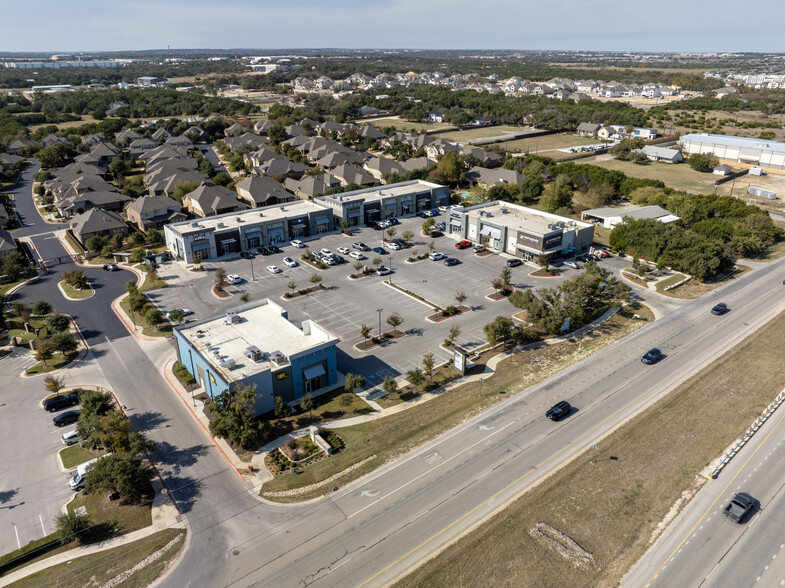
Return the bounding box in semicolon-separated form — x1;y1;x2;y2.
173;299;339;415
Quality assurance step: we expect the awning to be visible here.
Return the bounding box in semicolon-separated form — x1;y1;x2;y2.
315;217;330;225
220;238;237;244
449;218;462;227
244;229;261;237
192;243;210;251
384;202;397;209
348;211;361;218
400;199;412;206
303;364;326;380
479;226;492;236
291;222;306;228
489;228;502;240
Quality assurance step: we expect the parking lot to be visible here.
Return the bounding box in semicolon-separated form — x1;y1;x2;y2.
151;214;630;389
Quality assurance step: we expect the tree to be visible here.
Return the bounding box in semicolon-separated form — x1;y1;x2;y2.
127;293;147;321
539;175;574;213
86;235;108;253
95;412;155;454
50;331;78;353
455;289;467;307
422;352;435;381
44;374;65;395
239;292;251;303
2;252;27;281
309;273;322;287
130;232;147;246
213;172;233;187
172;181;199;204
130;247;147;263
168;308;184;324
427;240;436;253
401;230;414;244
300;393;315;418
145;228;164;245
447;325;461;346
145;308;164;330
353;260;363;274
32;300;52;316
274;395;291;418
406;368;425;387
500;266;512;287
491;277;505;295
83;452;153;504
209;385;266;449
287;279;297;295
35;341;53;366
385;227;397;241
360;323;372;344
215;267;227;291
437;151;465;185
54;511;90;545
688;152;719;173
483;316;514;345
46;313;71;333
422;218;435;233
111;232;125;250
344;372;366;394
382;376;398;398
37;145;66;168
371;256;382;267
386;312;403;333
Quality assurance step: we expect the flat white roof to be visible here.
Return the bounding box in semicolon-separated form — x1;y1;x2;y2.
317;179;443;204
177;300;337;379
170;199;327;236
681;133;785;154
464;202;591;235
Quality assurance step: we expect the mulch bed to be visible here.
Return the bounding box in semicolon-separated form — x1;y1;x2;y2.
212;285;231;298
301;258;326;270
475;251;493;258
283;284;324;299
426;305;470;322
487;285;514;301
354;329;406;350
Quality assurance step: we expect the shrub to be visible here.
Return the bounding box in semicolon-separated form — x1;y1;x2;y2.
173;362;196;385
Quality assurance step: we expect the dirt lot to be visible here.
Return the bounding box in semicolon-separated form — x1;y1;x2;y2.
504;132;600;158
398;309;785;588
653;109;785;142
442;125;528;142
364;116;453;133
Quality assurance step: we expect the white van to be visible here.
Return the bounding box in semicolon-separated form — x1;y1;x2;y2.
61;430;80;446
69;456;105;491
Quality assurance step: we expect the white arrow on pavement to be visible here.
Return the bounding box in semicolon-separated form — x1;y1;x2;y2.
479;425;495;430
360;490;379;497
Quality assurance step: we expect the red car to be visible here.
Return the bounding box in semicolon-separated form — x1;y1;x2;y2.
455;240;472;249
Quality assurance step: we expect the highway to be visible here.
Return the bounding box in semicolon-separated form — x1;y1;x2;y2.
157;255;785;587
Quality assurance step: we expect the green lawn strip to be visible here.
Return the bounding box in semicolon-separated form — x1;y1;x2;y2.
59;445;106;470
63;232;84;256
654;273;688;292
621;270;649;288
59;281;93;300
118;298;173;338
261;309;649;502
139;275;167;292
397;310;785;588
7;529;184;588
662;264;750;300
26;350;79;375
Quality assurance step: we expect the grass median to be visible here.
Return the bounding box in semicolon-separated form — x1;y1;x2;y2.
397;309;785;588
260;305;652;502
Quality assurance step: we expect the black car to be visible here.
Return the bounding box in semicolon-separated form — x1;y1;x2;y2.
429;231;444;238
53;410;80;427
393;238;408;248
444;258;460;266
546;401;572;421
641;348;663;365
102;263;119;271
711;303;729;315
239;251;254;259
723;492;755;523
371;247;387;255
44;393;79;412
269;245;281;254
506;259;522;268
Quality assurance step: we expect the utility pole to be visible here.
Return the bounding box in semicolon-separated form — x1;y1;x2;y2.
377;308;383;340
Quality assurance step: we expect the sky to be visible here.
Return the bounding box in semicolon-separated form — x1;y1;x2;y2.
3;0;785;53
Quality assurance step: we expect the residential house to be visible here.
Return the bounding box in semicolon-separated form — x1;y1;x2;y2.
358;105;379;117
70;208;128;245
256;157;309;180
331;164;378;188
90;142;120;163
283;173;341;199
41;135;72;148
399;156;435;173
363;157;406;181
139;145;190;166
125;194;187;231
55;190;130;218
224;123;246;137
81;134;107;148
236;175;295;208
466;166;523;187
7;139;39;154
254;120;274;135
576;123;603;136
115;129;142;146
145;169;208;197
183;184;245;217
224;133;267;152
358;125;387;141
151;128;173;143
0;152;23;173
0;229;17;261
425;139;461;160
243;146;279;169
184;126;209;142
314;76;335;90
461;146;503;168
635;145;684;163
428;110;445;123
128;138;158;155
166;135;193;148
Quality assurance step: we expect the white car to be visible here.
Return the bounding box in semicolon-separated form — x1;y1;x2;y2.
337;246;351;255
290;239;305;248
266;265;281;274
429;252;445;261
438;205;450;213
385;242;402;250
283;257;297;268
377;266;392;276
348;251;366;260
320;248;333;257
564;260;580;270
226;274;241;284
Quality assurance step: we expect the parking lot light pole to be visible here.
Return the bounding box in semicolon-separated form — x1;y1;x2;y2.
377;308;383;340
250;257;255;281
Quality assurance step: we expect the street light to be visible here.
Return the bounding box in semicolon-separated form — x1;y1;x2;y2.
377;308;383;340
250;256;255;281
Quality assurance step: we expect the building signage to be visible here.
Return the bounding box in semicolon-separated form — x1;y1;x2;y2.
267;223;283;230
519;233;540;245
544;233;563;249
453;346;467;376
275;372;288;380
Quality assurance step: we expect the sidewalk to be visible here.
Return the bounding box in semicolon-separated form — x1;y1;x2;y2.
0;480;183;588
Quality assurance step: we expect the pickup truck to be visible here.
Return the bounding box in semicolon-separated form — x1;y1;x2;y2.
723;492;755;522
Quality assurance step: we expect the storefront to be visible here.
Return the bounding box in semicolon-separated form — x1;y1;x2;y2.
267;223;285;244
314;216;330;234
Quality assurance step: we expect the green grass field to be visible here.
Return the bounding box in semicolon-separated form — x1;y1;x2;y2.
581;156;718;194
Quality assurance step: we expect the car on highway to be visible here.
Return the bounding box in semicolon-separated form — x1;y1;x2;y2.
239;251;254;259
44;393;79;412
711;303;729;315
102;263;119;271
723;492;755;523
371;247;387;255
290;239;305;248
505;258;522;268
349;251;366;260
564;261;580;270
377;267;392;276
53;410;80;427
337;246;351;255
444;257;460;266
546;401;572;421
226;274;241;284
429;252;445;261
641;348;663;365
455;240;472;249
386;242;402;250
283;257;297;268
266;265;281;274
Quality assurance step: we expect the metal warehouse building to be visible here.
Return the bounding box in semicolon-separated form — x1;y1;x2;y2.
680;133;785;171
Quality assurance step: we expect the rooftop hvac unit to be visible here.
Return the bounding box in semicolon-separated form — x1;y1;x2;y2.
217;222;225;228
219;358;236;369
225;311;240;324
236;217;242;222
271;352;288;366
280;206;286;212
244;345;264;363
500;208;508;214
259;212;264;217
190;221;199;228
